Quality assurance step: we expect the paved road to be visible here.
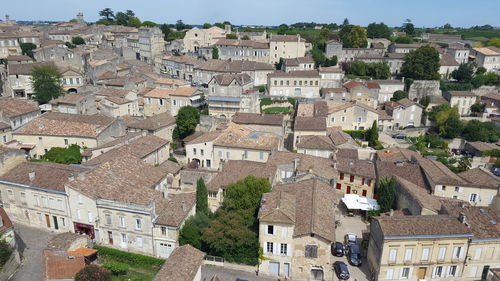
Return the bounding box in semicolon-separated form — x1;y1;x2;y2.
9;223;55;281
201;265;278;281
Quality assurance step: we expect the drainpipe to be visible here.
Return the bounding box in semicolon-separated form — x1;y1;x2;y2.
461;238;472;279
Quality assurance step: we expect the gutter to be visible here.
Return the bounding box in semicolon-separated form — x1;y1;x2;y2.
0;180;66;195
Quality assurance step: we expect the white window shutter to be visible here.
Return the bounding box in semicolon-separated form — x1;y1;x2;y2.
386;268;394;280
408;268;413;279
469;266;477;277
286;244;291;256
459;187;464;193
459;247;464;258
263;242;267;253
453;247;458;258
274;242;279;255
432;267;436;278
455;266;460;277
443;266;448;277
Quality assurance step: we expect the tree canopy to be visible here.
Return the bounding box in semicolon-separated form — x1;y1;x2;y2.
401;46;441;80
20;43;37;58
42;144;82;164
404;23;415;35
346;61;391;79
212;47;219;59
391;90;408;101
71;36;85;45
173;106;200;140
451;63;475;83
367;22;390;39
429;104;463;139
339;25;367;48
377;177;397;213
31;65;65;104
196;178;209;215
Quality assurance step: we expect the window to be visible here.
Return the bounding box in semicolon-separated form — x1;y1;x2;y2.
135;219;142;230
404;248;413;261
105;214;111;225
401;268;410;279
341;116;346;122
267;225;274;235
159;99;164;106
64;139;68;145
434;266;443;277
438;247;446;260
200;149;204;156
121;233;127;243
468;266;478;278
280;243;288;255
147;98;152;104
76;209;81;220
243;150;248;159
421;248;430;261
340;173;344;180
266;242;273;253
78;195;83;204
469;193;478;203
305;245;318;258
474;248;482;260
88;212;93;223
193;148;196;155
331;117;335;123
226;151;230;158
119;216;126;227
349;175;354;183
453;246;463;259
389;249;397;262
206;159;211;168
336;183;341;190
357;117;362;122
386;268;394;280
161;226;167;236
449;265;458;277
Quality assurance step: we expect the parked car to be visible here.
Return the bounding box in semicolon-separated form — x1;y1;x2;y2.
392;133;406;139
331;242;344;257
405;124;415;129
347;244;362;266
344;233;357;247
493;167;500;177
333;261;350;280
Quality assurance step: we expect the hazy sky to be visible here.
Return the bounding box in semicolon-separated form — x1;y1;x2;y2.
3;0;500;27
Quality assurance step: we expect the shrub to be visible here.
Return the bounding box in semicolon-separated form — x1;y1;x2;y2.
75;265;111;281
0;240;12;267
343;130;366;140
260;98;272;106
103;261;129;275
287;97;297;105
255;85;266;93
94;246;165;268
168;157;178;163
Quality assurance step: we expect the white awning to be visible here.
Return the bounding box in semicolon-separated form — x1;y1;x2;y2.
341;194;379;211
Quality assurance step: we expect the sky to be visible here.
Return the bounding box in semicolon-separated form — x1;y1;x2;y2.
2;0;500;28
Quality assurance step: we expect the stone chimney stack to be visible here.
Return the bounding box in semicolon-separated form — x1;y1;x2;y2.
224;24;232;35
28;171;35;181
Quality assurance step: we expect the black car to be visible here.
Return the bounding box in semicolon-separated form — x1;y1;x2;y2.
333;261;350;280
347;244;362;266
331;242;344;257
392;133;406;139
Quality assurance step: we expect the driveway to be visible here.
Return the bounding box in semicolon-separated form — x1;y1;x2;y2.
9;223;55;281
201;265;277;281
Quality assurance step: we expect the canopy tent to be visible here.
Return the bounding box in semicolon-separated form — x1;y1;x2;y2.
341;194;379;211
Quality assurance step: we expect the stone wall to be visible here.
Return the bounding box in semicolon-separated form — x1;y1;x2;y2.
408;80;441;101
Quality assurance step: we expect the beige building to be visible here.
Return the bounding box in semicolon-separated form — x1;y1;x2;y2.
169;88;204;116
0;98;40;130
0;162;87;233
143;87;203;117
160;55;198;81
59;67;85;92
185;122;281;170
472;47;500;73
343;80;381;108
418;158;500;207
282;57;315;72
193;59;274;86
231;113;285;137
13;112;125;158
138;27;165;67
319;67;344;88
447;45;470;65
258;179;337;280
368;215;473;281
207;39;270;63
384;98;424;129
326;101;380;130
6;62;54;99
443;91;478;116
269;34;307;64
293;117;327;150
296;130;359;159
100;96;140;117
0;147;25;175
268;70;321;98
49;93;97;115
125;112;176;141
336;158;376;198
183;26;227;53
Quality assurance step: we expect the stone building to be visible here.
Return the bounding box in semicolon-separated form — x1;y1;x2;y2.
268;70;321;99
269;34;307;64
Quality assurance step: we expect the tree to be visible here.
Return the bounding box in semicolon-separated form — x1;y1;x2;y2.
476;67;487;75
75;265;111;281
196;178;209;215
394;35;413;44
203;23;212;29
419;96;431;109
127;17;141;28
241;35;250;40
114;12;129;26
226;34;237;39
339;25;367;48
31;65;65;104
487;38;500;48
71;36;85;45
462;120;499;142
125;10;135;17
451;63;475;83
346;61;390;79
98;8;114;21
404;23;415;35
457;156;472;172
470;103;486;114
377;177;397;213
367;22;390;39
176;20;187;31
20;42;37;58
173;106;200;139
472;72;500;88
277;24;288;35
0;240;12;267
211;47;219;59
43;144;82;164
142;21;157;27
391;91;408;102
441;115;463;138
366;120;381;149
179;212;211;250
443;23;453;29
274;57;284;70
342;18;350;27
401;46;441;80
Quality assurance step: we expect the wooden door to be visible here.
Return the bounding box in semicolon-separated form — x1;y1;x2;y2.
418;267;427;279
347;186;351;194
45;214;51;228
108;231;113;245
52;216;58;230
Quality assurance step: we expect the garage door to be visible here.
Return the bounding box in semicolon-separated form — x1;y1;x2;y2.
269;261;280;276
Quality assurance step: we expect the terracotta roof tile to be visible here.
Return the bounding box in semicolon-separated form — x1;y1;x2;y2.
374;215;473;238
0;98;39;117
154;245;204;281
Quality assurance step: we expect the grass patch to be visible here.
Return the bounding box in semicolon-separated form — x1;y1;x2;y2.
262;107;291;114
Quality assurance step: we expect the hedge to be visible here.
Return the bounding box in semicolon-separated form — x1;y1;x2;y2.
260;98;272;106
94;246;165;268
103;261;129;275
482;149;500;157
343;130;367;140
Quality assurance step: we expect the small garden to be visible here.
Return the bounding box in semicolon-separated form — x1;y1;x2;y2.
92;246;165;281
260;97;295;114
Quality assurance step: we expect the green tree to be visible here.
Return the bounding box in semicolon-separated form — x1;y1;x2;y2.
347;61;367;76
377;177;397;213
226;34;238;39
419;96;431;109
277;24;288;35
366;120;381;149
114;12;129;26
274;57;284;70
99;8;114;21
487;38;500;48
203;23;212;29
176;19;187;31
404;23;415;35
441;115;464;138
196;178;209;215
71;36;85;45
212;47;219;59
179;213;211;250
451;63;475;83
173;106;200;140
367;62;391;79
366;22;390;39
391;90;408;101
401;46;441;80
20;42;37;58
75;265;111;281
142;21;157;27
476;67;487;75
42;144;82;164
0;241;12;267
339;25;367;48
31;65;65;104
462;120;499;142
222;176;272;212
457;156;472;172
394;35;413;44
443;23;453;29
127;17;141;28
342;18;349;27
470;103;486;114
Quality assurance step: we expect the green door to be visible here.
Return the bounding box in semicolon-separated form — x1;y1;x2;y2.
53;216;59;230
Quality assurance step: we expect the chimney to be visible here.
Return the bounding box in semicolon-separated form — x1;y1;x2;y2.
224;24;232;34
389;209;394;216
181;201;186;212
293;158;299;171
459;212;467;224
28;171;35;181
68;175;75;182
